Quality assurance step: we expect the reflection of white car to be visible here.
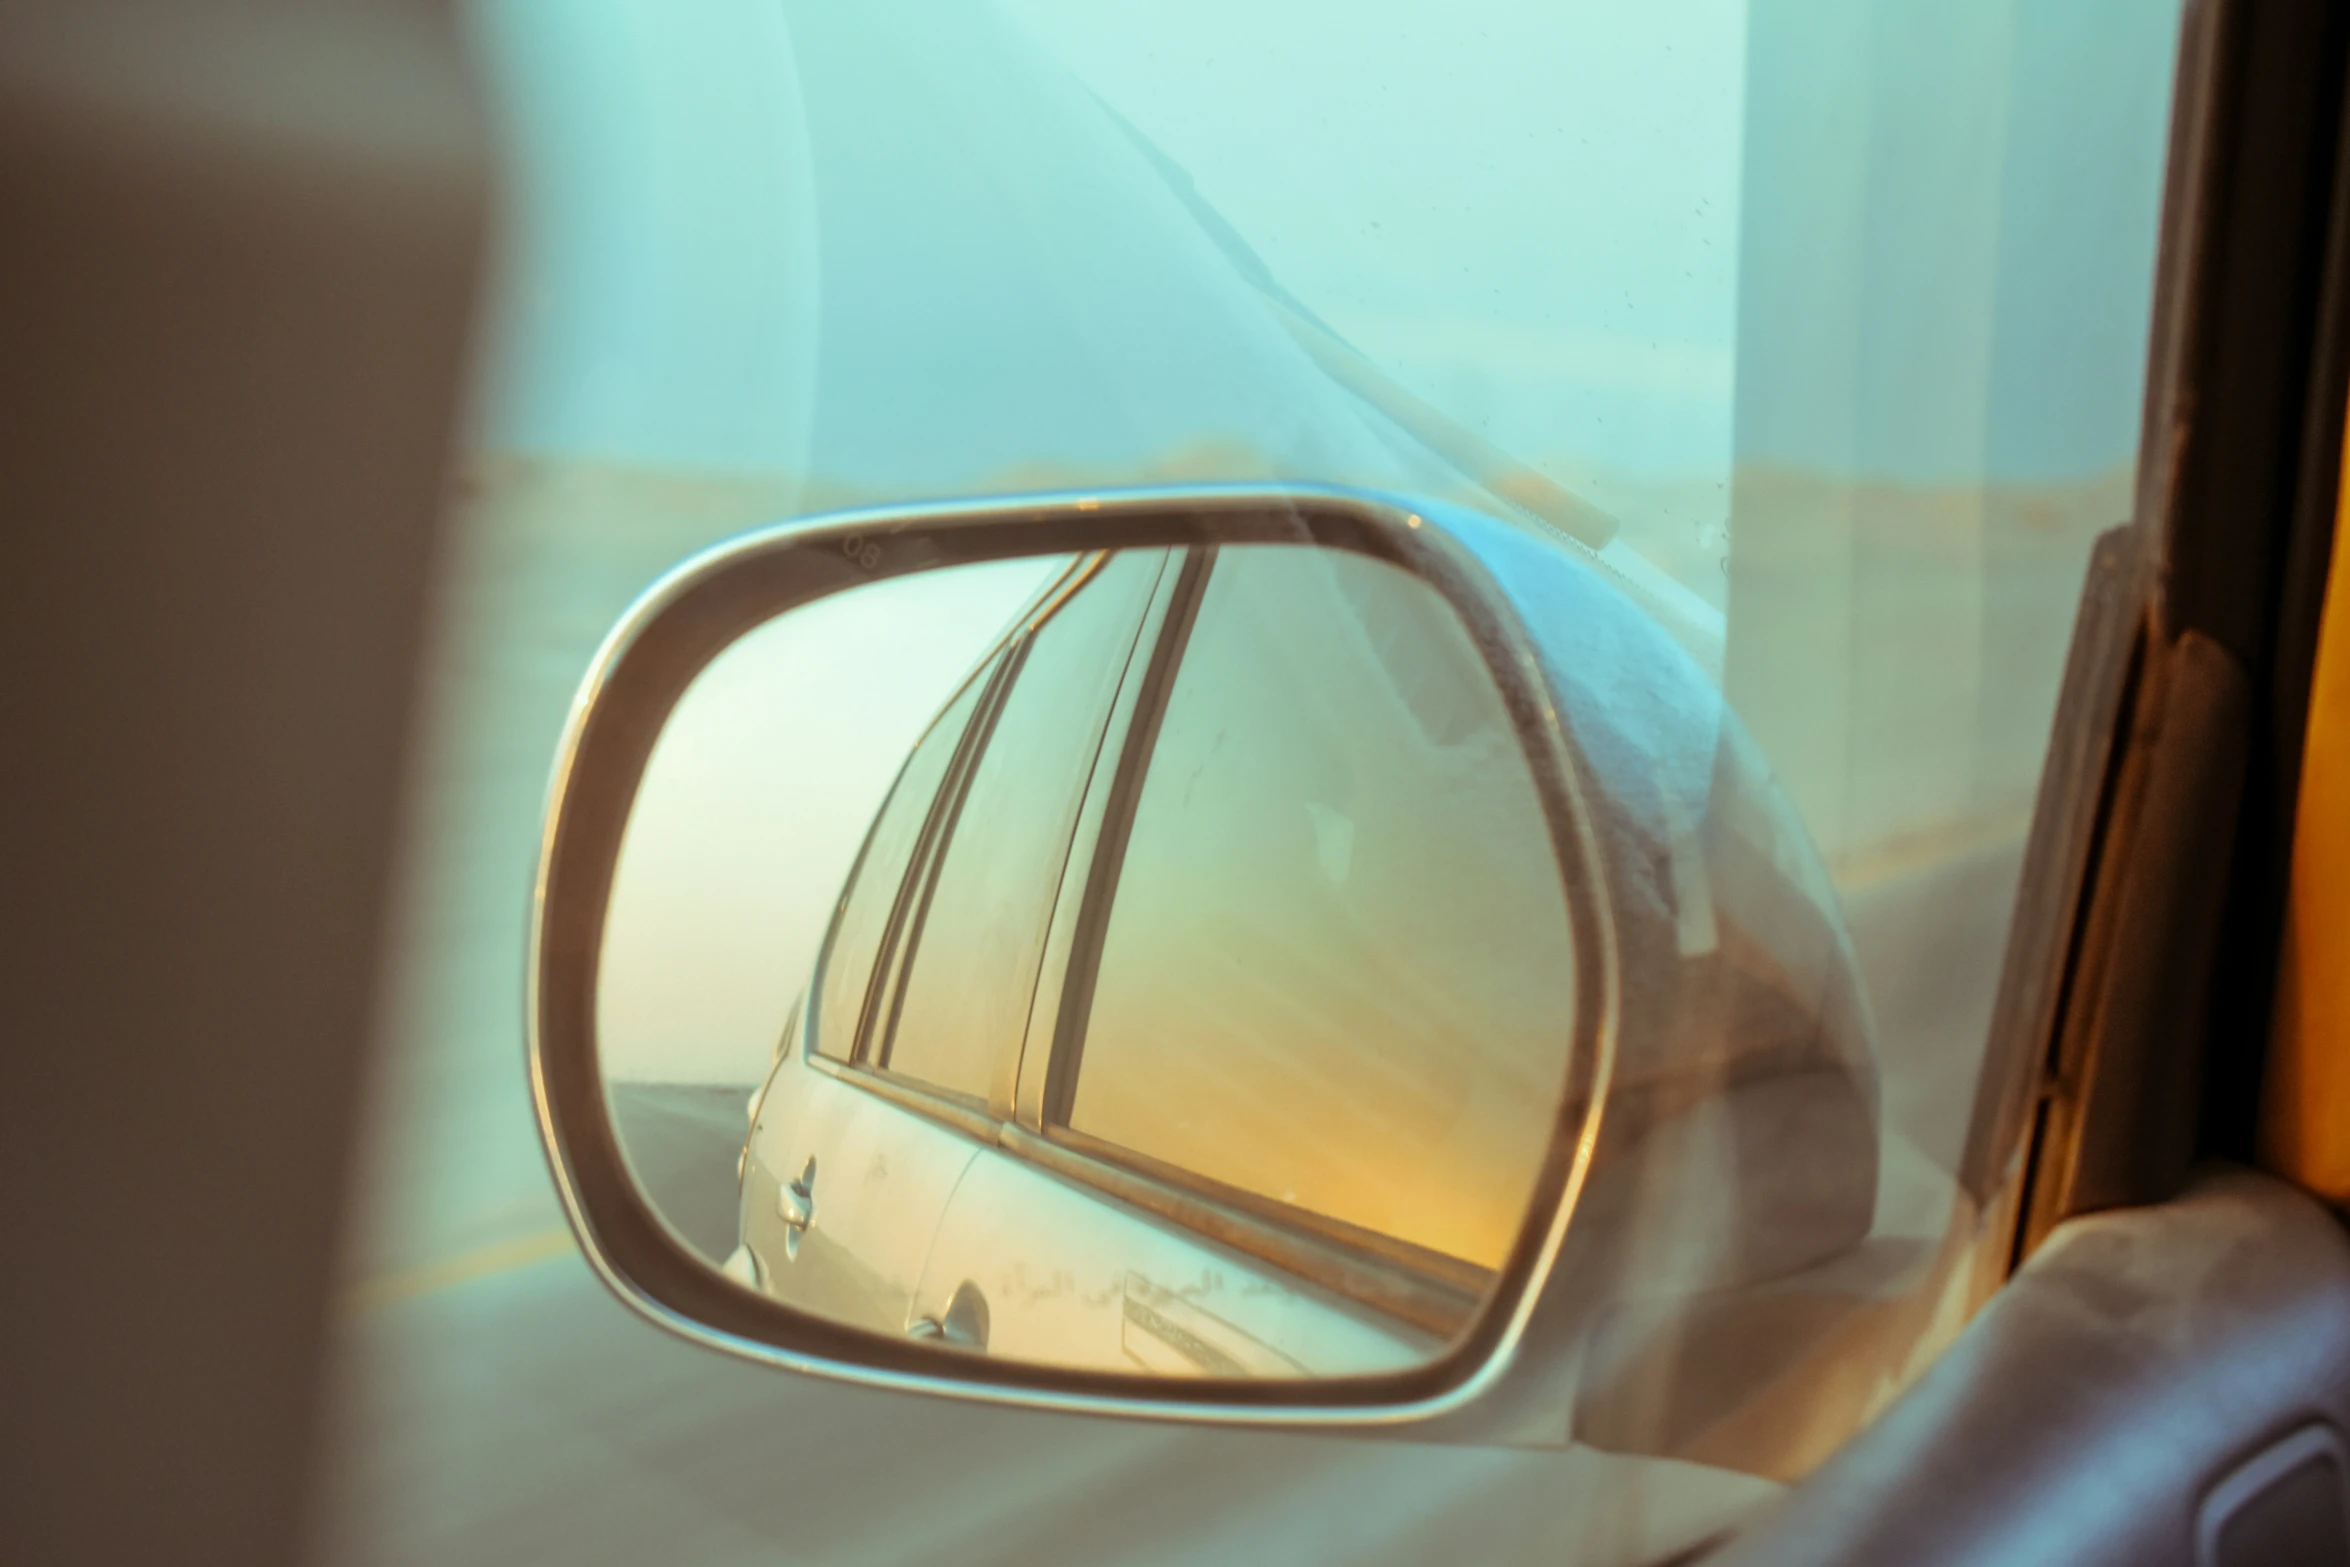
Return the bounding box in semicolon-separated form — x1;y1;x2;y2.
732;515;1880;1381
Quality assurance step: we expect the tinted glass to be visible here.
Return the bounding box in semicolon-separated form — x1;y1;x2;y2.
1066;546;1574;1270
812;658;998;1060
882;550;1170;1098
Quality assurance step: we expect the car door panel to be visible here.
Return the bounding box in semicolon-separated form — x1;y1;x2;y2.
738;550;1172;1334
913;1140;1437;1377
739;1053;979;1335
1707;1168;2350;1567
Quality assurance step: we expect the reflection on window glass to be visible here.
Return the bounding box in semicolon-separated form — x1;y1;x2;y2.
1068;546;1575;1270
884;550;1170;1099
813;658;999;1060
338;0;2192;1556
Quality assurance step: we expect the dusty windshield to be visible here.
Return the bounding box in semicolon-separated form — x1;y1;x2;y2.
326;3;2187;1563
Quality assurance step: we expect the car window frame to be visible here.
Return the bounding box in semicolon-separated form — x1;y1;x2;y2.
795;541;1503;1340
753;533;1582;1348
865;549;1173;1108
801;560;1079;1071
1009;542;1523;1340
855;638;1026;1096
804;550;1161;1139
800;632;1015;1067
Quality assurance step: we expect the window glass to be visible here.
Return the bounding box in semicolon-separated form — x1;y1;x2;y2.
812;660;996;1060
338;1;2192;1559
1066;546;1575;1270
881;550;1170;1098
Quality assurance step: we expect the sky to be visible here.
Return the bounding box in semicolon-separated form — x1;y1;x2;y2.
599;557;1062;1084
468;0;2177;519
465;0;1746;514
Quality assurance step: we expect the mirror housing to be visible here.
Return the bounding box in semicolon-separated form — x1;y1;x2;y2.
530;484;1883;1445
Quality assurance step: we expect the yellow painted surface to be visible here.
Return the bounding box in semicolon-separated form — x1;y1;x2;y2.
2265;407;2350;1201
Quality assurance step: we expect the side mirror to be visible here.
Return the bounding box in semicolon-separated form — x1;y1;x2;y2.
532;485;1884;1445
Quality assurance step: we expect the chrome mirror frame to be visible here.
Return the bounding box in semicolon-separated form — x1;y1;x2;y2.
527;484;1621;1429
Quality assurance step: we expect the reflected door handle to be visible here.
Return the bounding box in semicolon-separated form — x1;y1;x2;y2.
908;1280;990;1352
777;1156;816;1260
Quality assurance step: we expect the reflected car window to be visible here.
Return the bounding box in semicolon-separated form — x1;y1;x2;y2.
1063;546;1576;1270
881;550;1171;1099
812;651;1004;1061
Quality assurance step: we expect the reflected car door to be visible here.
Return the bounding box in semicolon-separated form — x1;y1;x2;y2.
738;645;1004;1334
912;1145;1441;1375
740;550;1170;1335
913;544;1578;1374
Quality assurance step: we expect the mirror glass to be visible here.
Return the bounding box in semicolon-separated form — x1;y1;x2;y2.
598;543;1580;1380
